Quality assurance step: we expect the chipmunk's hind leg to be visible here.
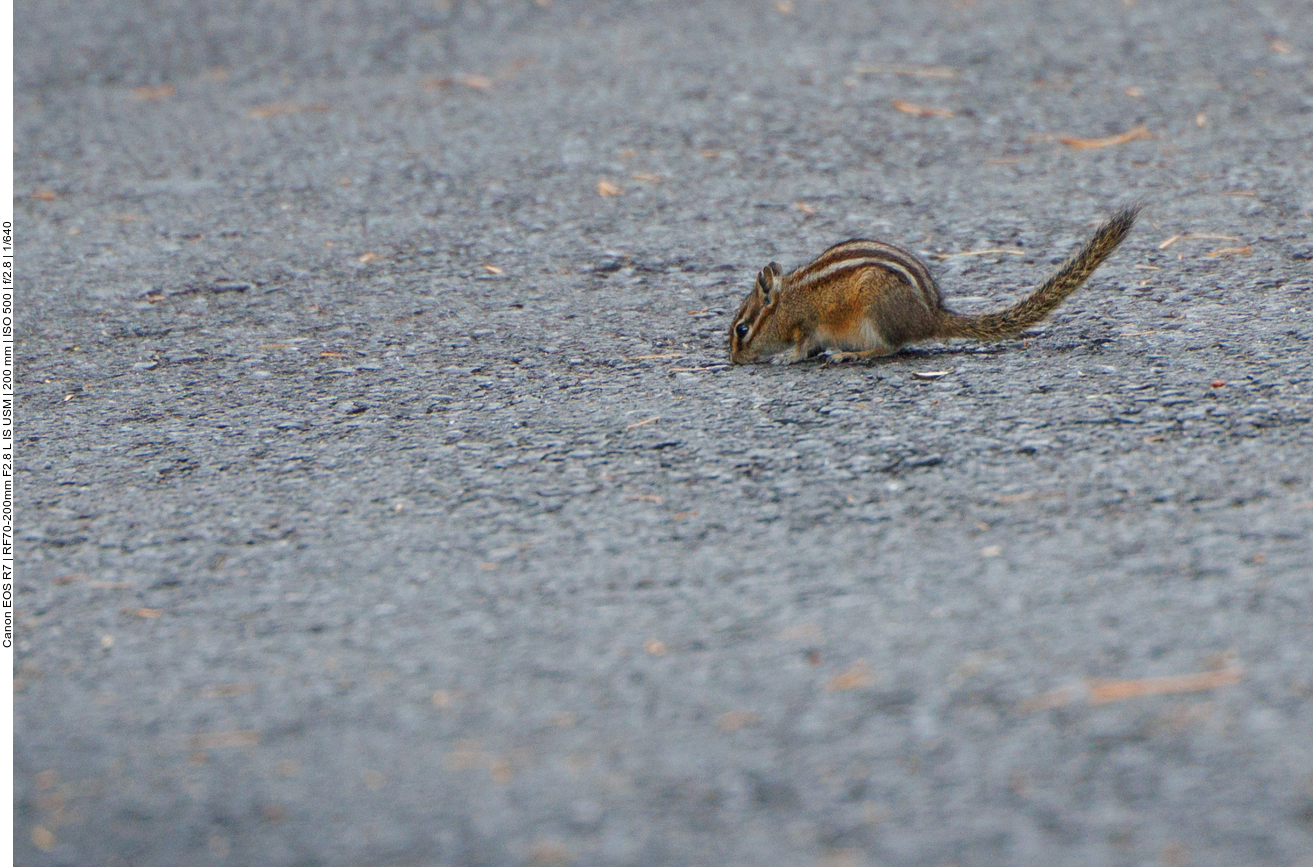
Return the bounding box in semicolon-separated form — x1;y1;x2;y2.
824;347;897;364
867;271;941;350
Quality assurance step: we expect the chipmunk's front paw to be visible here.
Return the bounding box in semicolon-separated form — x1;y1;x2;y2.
769;348;807;365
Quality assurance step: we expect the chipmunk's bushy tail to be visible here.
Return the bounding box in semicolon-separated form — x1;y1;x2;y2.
934;205;1140;341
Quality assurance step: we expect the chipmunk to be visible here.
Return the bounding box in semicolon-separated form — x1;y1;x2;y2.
728;205;1139;364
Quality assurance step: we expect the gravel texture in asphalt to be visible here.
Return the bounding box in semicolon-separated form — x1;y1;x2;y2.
15;1;1313;864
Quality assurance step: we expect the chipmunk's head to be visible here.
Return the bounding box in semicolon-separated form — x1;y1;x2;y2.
729;261;785;364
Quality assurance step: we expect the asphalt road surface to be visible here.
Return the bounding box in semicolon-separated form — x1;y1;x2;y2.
15;1;1313;864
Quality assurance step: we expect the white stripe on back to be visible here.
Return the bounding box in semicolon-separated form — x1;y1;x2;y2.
793;248;938;311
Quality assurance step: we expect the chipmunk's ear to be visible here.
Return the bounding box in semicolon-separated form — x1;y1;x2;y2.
757;262;781;299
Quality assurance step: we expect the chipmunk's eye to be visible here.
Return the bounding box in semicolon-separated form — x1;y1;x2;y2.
735;323;749;339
